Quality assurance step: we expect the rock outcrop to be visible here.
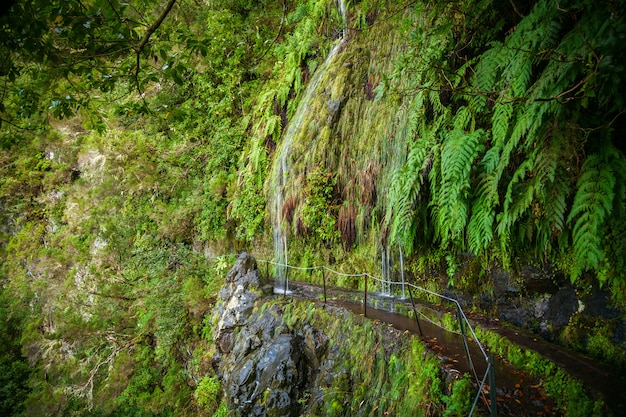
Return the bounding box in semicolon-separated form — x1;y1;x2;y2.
212;252;327;417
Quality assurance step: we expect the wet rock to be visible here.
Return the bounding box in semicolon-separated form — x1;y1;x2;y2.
489;264;583;339
492;268;518;299
543;287;578;328
519;265;561;295
497;287;581;339
581;287;619;319
326;99;343;125
214;252;267;355
212;253;326;417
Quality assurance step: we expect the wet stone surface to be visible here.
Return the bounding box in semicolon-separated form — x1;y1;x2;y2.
212;253;327;417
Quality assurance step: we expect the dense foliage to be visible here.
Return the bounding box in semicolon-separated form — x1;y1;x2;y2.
385;0;626;290
1;0;625;415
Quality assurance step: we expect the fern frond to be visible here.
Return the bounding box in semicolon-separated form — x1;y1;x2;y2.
543;175;569;234
497;160;536;238
467;172;497;254
386;95;439;252
491;101;513;147
567;160;615;221
263;115;283;142
435;129;485;245
511;58;533;98
388;138;433;252
567;154;616;280
481;145;501;174
453;106;473;131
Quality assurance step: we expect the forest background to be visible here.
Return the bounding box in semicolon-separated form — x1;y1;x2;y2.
1;0;625;415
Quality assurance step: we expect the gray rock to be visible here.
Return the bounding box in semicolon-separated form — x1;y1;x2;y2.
214;252;266;355
212;253;325;417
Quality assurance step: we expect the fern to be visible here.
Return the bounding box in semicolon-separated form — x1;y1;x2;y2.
387;96;442;252
434;128;485;246
494;100;558;187
567;154;616;280
387;135;433;253
498;160;533;235
471;42;504;112
466;140;503;254
531;126;579;256
467;173;496;254
535;174;570;256
491;101;513;147
453;105;473;131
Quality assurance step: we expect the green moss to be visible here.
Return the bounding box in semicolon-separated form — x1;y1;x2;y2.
259;299;474;417
474;326;608;417
562;315;626;373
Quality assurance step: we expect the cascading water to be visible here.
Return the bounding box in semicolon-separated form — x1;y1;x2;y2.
380;244;406;298
381;246;391;296
270;0;347;294
399;244;406;299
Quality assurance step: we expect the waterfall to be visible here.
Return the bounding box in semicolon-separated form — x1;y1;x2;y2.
399;244;405;299
337;0;347;39
380;245;405;298
381;245;392;296
271;1;347;294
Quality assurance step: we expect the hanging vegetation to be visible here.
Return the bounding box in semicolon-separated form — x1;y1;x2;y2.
384;0;626;292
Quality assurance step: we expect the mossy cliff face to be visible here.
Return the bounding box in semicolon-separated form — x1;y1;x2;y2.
212;253;469;416
256;0;626;369
265;3;416;269
2;0;626;414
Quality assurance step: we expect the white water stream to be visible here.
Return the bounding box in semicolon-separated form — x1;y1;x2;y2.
380;244;407;298
271;0;347;294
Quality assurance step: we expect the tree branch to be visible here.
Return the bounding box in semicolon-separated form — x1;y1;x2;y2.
137;0;177;53
134;0;177;94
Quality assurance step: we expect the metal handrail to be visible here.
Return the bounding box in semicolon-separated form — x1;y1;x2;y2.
256;258;497;417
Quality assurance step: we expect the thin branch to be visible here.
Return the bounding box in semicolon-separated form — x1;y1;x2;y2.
252;0;287;65
509;0;524;18
136;0;177;60
580;110;626;134
88;291;138;302
134;0;177;98
0;116;35;130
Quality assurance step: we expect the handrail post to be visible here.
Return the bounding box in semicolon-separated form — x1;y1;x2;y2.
283;264;288;297
407;285;423;337
456;304;474;372
265;261;269;282
489;355;497;417
322;269;327;305
364;274;368;317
